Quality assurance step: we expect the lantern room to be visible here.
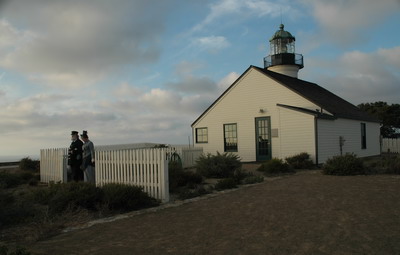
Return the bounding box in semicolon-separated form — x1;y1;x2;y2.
264;24;304;78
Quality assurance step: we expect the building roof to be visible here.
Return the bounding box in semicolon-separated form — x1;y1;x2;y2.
191;66;380;127
270;24;295;42
276;104;336;120
253;66;380;123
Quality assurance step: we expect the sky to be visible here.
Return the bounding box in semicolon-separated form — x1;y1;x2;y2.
0;0;399;159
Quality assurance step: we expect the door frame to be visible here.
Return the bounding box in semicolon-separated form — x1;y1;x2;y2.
255;116;272;161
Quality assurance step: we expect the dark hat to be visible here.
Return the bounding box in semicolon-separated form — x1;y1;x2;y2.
71;131;79;135
80;130;88;138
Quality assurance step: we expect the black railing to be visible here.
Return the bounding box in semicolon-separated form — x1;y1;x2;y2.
264;53;304;69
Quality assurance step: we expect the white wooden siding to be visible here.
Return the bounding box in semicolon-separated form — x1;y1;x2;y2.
277;107;316;161
317;119;380;163
193;67;321;161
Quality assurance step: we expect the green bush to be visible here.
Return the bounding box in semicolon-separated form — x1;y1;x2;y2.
0;245;31;255
243;175;264;184
177;185;209;200
0;190;35;227
215;178;238;191
232;168;250;184
386;155;400;174
19;157;39;172
33;182;102;214
169;160;203;192
13;181;160;229
27;177;39;186
33;182;159;215
196;152;241;178
285;152;314;169
0;190;14;207
0;171;40;188
323;153;365;176
101;183;159;212
257;158;294;175
0;171;21;189
366;155;400;174
18;171;35;182
169;160;184;192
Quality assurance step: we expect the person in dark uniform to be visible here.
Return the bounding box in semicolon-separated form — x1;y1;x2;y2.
68;131;83;181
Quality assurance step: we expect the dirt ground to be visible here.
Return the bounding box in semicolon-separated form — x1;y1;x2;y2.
29;170;400;255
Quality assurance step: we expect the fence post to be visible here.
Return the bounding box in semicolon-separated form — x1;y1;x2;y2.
160;148;169;203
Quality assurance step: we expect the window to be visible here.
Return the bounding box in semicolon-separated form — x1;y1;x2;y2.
224;124;238;152
361;123;367;149
196;128;208;143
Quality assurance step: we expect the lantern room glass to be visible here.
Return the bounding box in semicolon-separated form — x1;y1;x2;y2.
270;38;295;55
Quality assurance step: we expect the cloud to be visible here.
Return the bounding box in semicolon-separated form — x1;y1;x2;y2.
166;75;218;94
192;36;230;53
217;71;240;91
0;0;169;88
303;0;400;46
0;65;249;156
192;0;288;32
114;82;143;98
305;46;400;104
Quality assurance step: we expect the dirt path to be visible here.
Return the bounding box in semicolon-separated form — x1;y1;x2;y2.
30;171;400;255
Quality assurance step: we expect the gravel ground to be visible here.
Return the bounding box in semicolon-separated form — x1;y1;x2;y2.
29;170;400;255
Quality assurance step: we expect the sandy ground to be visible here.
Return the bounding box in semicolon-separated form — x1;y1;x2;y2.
29;170;400;255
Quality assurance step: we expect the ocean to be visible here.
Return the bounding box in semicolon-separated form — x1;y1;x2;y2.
0;155;40;163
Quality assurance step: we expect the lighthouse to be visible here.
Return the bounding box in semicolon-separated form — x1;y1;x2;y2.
264;24;303;78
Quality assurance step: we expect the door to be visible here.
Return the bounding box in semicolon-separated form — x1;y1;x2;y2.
255;117;271;161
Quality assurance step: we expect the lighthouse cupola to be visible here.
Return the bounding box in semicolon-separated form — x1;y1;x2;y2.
264;24;304;78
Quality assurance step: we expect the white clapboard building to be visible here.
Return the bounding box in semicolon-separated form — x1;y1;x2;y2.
191;24;380;164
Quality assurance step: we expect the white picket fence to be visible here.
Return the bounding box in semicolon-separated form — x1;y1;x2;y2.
40;147;68;183
382;138;400;153
96;148;169;202
40;144;203;203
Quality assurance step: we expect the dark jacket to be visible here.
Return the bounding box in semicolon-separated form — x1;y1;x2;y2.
68;139;83;166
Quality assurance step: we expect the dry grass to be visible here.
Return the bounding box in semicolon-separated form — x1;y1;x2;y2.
29;170;400;255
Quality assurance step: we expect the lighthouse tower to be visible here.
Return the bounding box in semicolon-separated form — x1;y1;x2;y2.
264;24;303;78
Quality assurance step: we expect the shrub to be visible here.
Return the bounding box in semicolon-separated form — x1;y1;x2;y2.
0;171;21;189
101;183;159;212
180;171;203;187
19;157;39;172
215;178;238;191
386;155;400;174
0;190;14;208
196;152;241;178
257;158;294;175
177;185;209;200
33;182;159;215
33;182;102;214
0;245;31;255
243;175;264;184
169;160;184;192
169;160;202;192
285;152;314;169
232;168;250;184
18;171;34;181
323;153;365;176
28;177;39;186
0;190;35;227
366;155;400;174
